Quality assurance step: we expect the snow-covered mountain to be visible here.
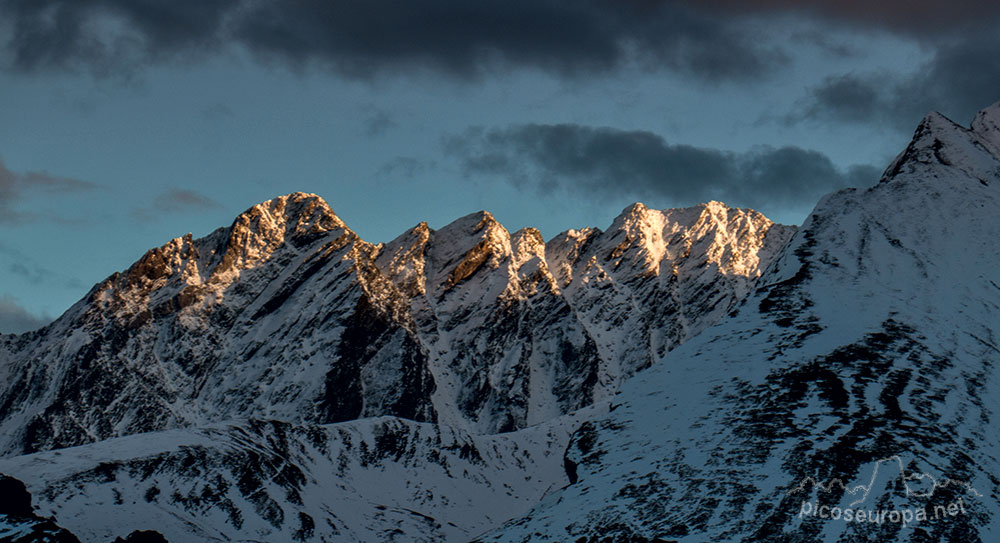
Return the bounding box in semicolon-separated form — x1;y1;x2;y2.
0;194;790;454
479;104;1000;542
0;411;593;542
6;97;996;543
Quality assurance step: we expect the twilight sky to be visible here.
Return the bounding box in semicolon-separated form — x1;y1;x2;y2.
1;0;999;332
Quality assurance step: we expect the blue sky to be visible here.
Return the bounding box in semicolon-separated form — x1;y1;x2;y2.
1;1;999;332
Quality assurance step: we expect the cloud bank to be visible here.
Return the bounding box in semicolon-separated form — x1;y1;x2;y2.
793;31;1000;129
5;1;997;129
446;123;879;211
0;294;51;334
0;0;786;82
0;158;97;223
131;189;222;221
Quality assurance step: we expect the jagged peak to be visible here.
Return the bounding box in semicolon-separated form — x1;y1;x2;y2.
432;211;509;260
427;211;512;293
920;110;961;129
690;200;772;228
889;111;966;159
691;200;731;222
544;227;601;288
510;227;558;295
512;227;544;247
620;201;649;217
438;210;502;236
971;100;1000;156
377;221;433;296
568;200;789;283
511;227;546;267
105;193;354;309
384;221;432;251
686;199;728;212
611;201;743;242
611;202;657;229
212;193;350;277
235;192;346;238
882;108;1000;182
915;111;967;143
549;226;600;245
122;232;201;288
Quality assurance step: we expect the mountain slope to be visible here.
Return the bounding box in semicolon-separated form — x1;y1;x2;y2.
481;104;1000;542
0;473;81;543
0;411;591;543
0;193;435;455
0;195;791;453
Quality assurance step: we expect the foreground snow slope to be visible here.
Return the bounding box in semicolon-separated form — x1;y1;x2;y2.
482;105;1000;542
0;411;595;543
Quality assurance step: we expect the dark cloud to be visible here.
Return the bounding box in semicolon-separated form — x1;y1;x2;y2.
790;73;891;125
155;189;221;211
6;260;84;289
0;0;996;101
201;102;235;121
10;262;52;285
690;0;1000;36
4;0;994;80
0;294;51;334
17;170;97;192
4;1;997;130
0;0;787;83
791;30;1000;130
445;124;879;211
0;0;241;76
236;0;789;82
376;157;436;180
0;242;86;291
0;159;95;194
789;32;863;59
362;109;396;138
132;189;221;220
0;158;97;223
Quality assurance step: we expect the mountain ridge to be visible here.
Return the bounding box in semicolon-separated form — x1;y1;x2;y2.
0;194;792;454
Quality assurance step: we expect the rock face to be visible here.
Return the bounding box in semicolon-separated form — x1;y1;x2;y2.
0;193;436;455
479;104;1000;542
113;532;168;543
0;473;81;543
0;194;792;453
377;202;793;433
